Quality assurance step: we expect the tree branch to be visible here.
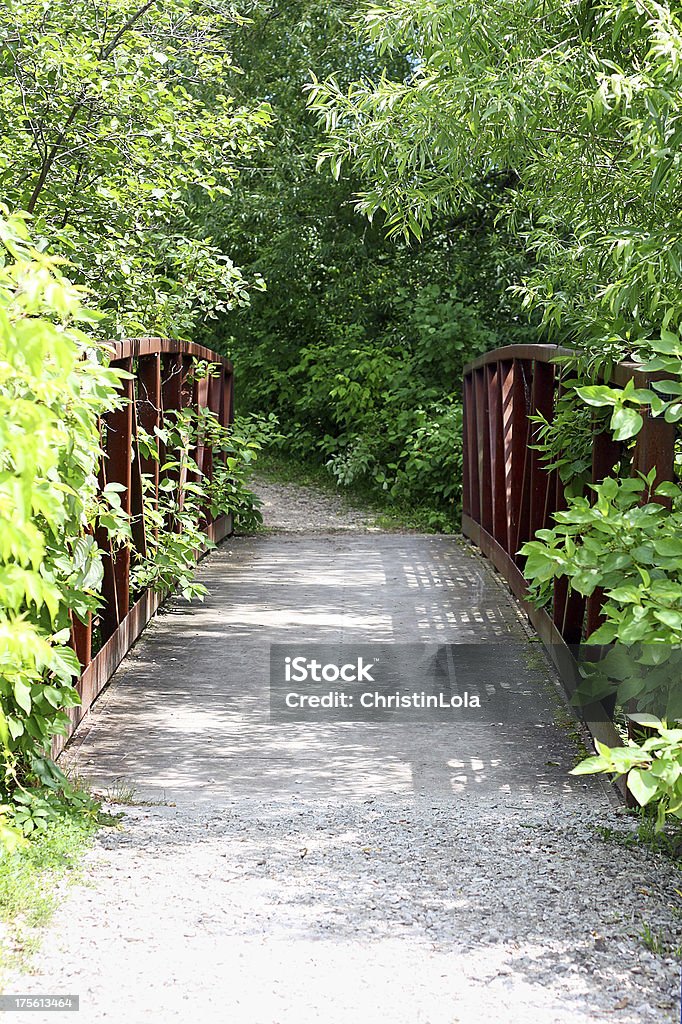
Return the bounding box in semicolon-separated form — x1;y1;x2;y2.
99;0;158;59
26;0;160;213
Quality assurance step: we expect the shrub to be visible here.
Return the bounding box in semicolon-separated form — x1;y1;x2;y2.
0;208;125;845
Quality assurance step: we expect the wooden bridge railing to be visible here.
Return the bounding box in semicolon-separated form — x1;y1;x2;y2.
56;338;233;755
462;344;676;742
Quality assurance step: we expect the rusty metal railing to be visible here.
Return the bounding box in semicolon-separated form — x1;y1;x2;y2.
462;344;676;743
56;338;233;754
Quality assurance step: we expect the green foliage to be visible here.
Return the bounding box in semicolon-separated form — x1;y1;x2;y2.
0;0;272;337
245;325;466;522
522;470;682;819
521;473;682;714
132;392;272;599
573;331;682;442
207;413;279;533
307;0;682;358
201;1;519;524
0;799;101;980
572;717;682;831
522;474;669;614
134;410;217;601
0;209;125;847
529;391;597;497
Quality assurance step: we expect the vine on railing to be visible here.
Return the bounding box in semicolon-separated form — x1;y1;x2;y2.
61;339;269;755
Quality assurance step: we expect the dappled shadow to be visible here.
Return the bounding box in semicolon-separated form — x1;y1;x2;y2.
69;534;596;804
58;531;682;1023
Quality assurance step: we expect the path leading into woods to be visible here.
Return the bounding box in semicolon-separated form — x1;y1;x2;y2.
9;477;681;1023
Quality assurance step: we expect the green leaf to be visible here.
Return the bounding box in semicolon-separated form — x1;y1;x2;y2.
628;714;663;728
650;332;682;356
610;406;643;440
0;707;9;748
655;481;681;498
575;385;620;408
13;680;31;715
570;755;611;775
627;767;658;806
653;537;682;557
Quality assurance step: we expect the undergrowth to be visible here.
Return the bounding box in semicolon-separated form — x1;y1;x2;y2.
0;794;111;984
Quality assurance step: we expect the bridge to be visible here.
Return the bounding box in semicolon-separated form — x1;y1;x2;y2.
21;339;679;1022
60;338;676;762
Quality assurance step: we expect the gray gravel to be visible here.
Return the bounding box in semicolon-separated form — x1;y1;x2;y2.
250;475;381;532
13;798;681;1024
8;477;682;1024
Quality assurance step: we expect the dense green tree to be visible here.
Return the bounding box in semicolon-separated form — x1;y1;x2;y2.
0;0;272;336
307;0;682;361
201;0;523;523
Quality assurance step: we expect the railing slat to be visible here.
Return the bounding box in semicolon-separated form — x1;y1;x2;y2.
475;368;493;534
487;363;507;546
463;374;478;521
54;338;234;757
461;342;677;751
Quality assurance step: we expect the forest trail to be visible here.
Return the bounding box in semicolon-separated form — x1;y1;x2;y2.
9;477;681;1024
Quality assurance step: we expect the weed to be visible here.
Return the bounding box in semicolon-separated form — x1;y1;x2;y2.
0;806;101;983
640;922;666;956
102;780;138;806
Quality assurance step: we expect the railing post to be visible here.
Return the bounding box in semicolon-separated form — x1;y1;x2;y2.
138;354;162;525
474;368;492;534
98;359;134;641
487;362;507;547
502;360;524;560
633;409;676;502
463;374;478;522
461;377;471;519
222;365;234;428
192;367;210;479
528;360;555;539
513;361;532;556
204;367;224;527
70;611;92;671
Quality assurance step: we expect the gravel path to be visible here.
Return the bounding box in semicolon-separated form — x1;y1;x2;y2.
250;475;381;532
8;478;682;1024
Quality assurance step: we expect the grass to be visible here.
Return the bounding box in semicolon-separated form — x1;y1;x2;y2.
594;815;682;961
100;780;138;805
253;450;458;534
0;801;106;985
640;920;682;960
596;811;682;864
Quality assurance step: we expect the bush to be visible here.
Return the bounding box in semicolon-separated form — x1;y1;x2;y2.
0;209;125;846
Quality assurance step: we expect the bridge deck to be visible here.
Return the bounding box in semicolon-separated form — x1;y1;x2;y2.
11;490;680;1023
67;530;591;804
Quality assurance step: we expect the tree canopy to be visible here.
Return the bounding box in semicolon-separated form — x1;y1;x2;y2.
308;0;682;359
0;0;272;336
